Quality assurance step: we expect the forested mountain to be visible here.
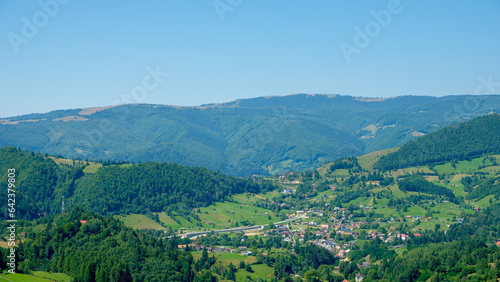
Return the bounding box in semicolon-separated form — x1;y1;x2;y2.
1;94;499;176
72;162;274;215
0;146;273;220
0;146;78;219
375;113;500;170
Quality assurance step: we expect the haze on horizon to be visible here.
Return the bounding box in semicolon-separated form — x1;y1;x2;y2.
1;1;499;118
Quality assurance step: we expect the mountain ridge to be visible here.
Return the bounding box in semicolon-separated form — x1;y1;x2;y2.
1;94;499;176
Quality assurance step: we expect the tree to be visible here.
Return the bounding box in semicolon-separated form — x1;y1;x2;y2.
245;263;253;273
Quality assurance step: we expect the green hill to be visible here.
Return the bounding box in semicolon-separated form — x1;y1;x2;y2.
0;146;273;221
1;94;499;176
375;114;500;170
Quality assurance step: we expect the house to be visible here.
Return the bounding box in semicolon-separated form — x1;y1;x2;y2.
283;188;294;194
322;194;328;199
396;234;409;240
496;241;500;247
413;215;422;220
241;251;252;256
457;218;464;224
238;246;247;250
355;273;364;282
338;227;351;235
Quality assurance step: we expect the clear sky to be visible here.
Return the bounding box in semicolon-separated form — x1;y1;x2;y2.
1;1;499;118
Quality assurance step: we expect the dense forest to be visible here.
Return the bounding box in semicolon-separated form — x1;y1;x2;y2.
0;208;213;281
0;146;81;219
375;114;500;170
0;146;274;220
72;162;274;215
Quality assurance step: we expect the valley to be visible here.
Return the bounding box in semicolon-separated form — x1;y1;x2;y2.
1;113;500;281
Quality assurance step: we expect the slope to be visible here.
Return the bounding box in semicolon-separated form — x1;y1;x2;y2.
375;113;500;170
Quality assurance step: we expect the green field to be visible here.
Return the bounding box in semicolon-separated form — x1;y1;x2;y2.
356;148;399;171
234;263;274;281
479;165;500;175
430;202;473;218
446;175;468;197
374;198;390;207
346;196;371;207
312;189;335;201
374;207;399;218
82;163;102;173
434;157;496;175
403;206;427;217
116;200;278;232
233;191;280;205
198;202;277;228
434;163;455;174
197;252;274;281
473;195;496;208
389;185;406;198
32;271;73;282
0;272;56;282
157;212;178;225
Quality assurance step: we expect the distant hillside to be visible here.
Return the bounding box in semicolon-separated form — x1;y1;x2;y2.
1;94;499;176
375;114;500;170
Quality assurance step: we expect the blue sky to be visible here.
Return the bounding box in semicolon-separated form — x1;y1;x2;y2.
1;0;499;118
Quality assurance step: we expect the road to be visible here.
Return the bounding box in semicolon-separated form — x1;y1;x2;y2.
180;225;264;238
178;212;309;239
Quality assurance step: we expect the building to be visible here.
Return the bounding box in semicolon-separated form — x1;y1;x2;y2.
338;227;351;235
396;234;409;240
355;273;364;282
